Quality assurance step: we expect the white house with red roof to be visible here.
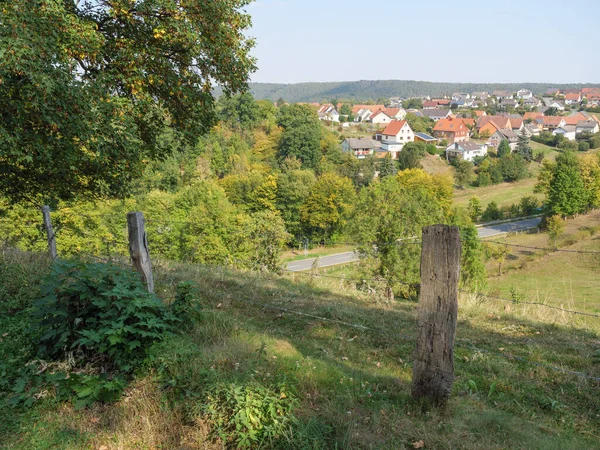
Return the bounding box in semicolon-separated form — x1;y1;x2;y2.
379;120;414;157
369;110;393;125
317;104;340;122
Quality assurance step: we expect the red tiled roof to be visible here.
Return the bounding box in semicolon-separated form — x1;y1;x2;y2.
474;110;486;117
477;115;511;130
565;93;581;101
538;116;564;126
381;120;408;136
423;101;438;108
434;118;467;133
511;118;524;129
564;112;588;126
524;112;542;120
370;110;391;120
351;104;386;114
436;99;451;105
383;108;401;117
462;118;475;128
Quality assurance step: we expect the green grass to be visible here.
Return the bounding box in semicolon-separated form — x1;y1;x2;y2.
454;177;542;209
486;210;600;315
2;247;600;449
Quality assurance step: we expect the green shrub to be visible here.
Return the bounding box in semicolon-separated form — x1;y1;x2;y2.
578;141;590;152
171;281;202;329
34;261;175;372
203;382;298;448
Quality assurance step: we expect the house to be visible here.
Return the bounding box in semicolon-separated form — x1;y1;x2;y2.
445;141;488;162
516;89;533;99
510;117;524;133
542;98;565;111
472;92;490;100
523;97;542;108
461;118;476;128
433;118;469;144
355;108;374;122
474;110;487;118
383;108;407;120
435;99;451;106
565;93;582;105
379;120;415;157
522;123;541;137
524;112;543;121
317;104;340;122
341;138;382;159
423;100;439;109
369;110;393;125
564;112;590;126
553;125;577;141
499;98;518;109
493;90;513;100
476;115;512;135
414;132;437;144
586;94;600;106
351;104;386;115
420;109;452;122
536;116;566;131
576;120;600;134
452;92;471;101
488;128;519;150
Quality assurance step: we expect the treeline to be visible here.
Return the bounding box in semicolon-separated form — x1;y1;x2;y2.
0;93;486;291
222;80;600;103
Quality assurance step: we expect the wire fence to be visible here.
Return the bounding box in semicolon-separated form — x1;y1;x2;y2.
3;209;600;384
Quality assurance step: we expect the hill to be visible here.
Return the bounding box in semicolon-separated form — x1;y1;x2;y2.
233;80;600;102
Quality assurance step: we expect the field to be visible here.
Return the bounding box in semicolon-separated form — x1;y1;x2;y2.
2;239;600;449
485;210;600;314
282;244;354;262
454;177;542;209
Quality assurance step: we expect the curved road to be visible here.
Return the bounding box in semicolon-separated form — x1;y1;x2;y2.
286;217;542;272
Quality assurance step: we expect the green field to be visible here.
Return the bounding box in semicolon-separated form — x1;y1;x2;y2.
485;210;600;315
454;177;542;209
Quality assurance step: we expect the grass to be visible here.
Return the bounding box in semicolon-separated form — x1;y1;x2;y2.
2;246;600;449
485;210;600;315
454;177;542;209
420;153;451;176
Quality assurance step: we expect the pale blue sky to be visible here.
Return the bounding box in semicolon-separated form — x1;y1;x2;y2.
245;0;599;84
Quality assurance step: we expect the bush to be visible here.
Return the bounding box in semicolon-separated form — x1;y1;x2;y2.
482;201;502;222
203;382;298;448
8;261;179;407
425;144;438;155
579;141;590;152
520;195;540;216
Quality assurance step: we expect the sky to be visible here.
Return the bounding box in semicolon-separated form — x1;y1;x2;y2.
245;0;600;84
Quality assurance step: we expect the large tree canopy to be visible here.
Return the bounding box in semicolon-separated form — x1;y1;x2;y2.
0;0;256;202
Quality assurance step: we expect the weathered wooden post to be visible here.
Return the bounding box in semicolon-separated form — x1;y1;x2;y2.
41;205;58;260
412;224;461;406
127;212;154;293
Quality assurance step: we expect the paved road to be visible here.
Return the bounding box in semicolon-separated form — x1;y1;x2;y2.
286;217;542;272
477;217;542;238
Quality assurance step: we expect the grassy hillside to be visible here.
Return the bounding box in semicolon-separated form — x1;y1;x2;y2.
1;245;599;449
233;80;600;103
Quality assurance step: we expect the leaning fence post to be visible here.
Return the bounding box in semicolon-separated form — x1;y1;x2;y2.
127;212;154;293
412;224;461;406
41;205;58;260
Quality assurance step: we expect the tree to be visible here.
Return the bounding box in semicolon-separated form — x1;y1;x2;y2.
516;134;533;161
578;154;600;209
0;0;255;202
497;140;511;157
405;113;434;134
498;154;528;182
534;159;556;197
340;104;352;115
546;215;565;248
397;142;427;170
482;201;502;222
378;154;398;178
300;173;355;242
403;98;423;109
547;151;587;217
544;107;559;116
520;196;540;216
218;93;261;130
276;104;322;169
467;196;482;222
349;170;453;297
276;168;316;238
453;159;474;188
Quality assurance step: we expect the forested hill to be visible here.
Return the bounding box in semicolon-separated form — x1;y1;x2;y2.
232;80;600;102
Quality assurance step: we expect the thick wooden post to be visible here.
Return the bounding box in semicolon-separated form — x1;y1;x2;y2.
412;224;461;406
41;205;58;260
127;212;154;293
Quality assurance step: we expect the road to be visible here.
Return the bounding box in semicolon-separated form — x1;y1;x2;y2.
285;217;542;272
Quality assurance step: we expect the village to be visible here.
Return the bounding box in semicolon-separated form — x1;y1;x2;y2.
314;88;600;163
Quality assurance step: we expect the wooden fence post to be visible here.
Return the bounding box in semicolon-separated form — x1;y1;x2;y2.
41;205;58;260
127;212;154;293
412;224;461;406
